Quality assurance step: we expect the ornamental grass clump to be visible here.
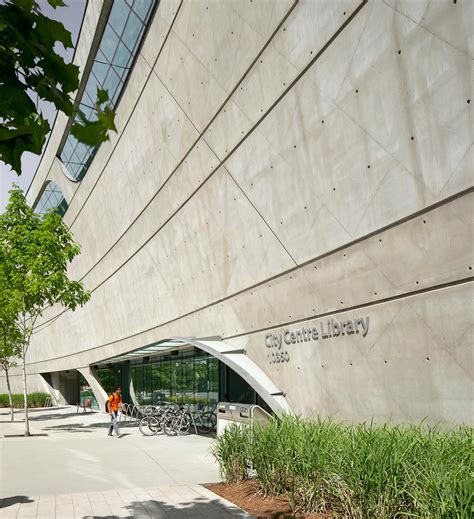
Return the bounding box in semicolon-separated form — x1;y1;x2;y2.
211;424;251;483
212;416;472;517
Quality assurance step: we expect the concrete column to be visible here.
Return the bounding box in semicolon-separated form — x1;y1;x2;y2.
78;366;108;412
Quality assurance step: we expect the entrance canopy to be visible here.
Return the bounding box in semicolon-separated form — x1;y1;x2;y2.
99;336;291;414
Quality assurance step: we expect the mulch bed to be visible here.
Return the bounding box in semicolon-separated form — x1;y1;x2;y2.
206;480;325;518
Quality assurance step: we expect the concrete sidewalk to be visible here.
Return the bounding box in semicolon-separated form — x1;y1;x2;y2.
0;407;251;518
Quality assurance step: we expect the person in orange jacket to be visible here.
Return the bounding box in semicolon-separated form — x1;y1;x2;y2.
107;386;123;437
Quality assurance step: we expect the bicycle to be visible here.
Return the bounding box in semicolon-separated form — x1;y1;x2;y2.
163;404;217;436
138;403;179;436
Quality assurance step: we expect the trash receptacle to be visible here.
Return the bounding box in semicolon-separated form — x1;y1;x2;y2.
216;402;271;436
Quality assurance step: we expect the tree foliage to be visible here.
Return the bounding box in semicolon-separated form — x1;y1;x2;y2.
0;0;116;175
0;185;91;434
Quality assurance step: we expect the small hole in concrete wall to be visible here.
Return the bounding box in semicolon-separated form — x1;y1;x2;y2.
349;362;352;366
304;205;307;209
250;183;253;186
310;51;313;55
280;221;283;225
411;136;415;140
423;220;426;224
379;238;382;243
355;89;358;93
426;357;430;360
340;301;344;305
467;99;471;104
260;60;263;64
314;265;317;269
294;145;296;148
367;164;371;168
343;11;346;15
231;31;234;35
322;119;325;123
289;315;292;318
374;292;377;296
333;187;336;191
468;266;472;270
283;27;286;31
313;308;316;312
398;50;401;55
283;82;286;86
453;0;457;4
321;365;324;368
344;253;346;257
384;360;388;364
259;234;262;237
416;281;419;284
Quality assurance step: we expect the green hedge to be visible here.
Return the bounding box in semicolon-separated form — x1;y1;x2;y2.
0;392;50;408
212;416;472;518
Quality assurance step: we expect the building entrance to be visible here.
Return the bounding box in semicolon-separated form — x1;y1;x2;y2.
94;346;260;410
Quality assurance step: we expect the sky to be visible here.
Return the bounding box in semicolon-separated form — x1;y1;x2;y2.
0;0;86;213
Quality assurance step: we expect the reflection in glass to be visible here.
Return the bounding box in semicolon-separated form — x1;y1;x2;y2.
34;181;68;217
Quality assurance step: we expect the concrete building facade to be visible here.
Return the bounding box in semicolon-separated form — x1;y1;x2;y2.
1;0;472;424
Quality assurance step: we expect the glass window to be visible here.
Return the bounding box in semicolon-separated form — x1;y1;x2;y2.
58;0;156;181
79;374;99;409
34;181;69;217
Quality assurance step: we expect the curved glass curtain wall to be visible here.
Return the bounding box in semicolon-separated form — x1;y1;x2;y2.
59;0;157;181
34;181;69;216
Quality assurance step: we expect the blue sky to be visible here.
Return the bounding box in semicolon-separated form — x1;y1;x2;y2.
0;0;86;213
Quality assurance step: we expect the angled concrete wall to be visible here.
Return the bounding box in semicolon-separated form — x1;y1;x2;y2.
2;0;472;424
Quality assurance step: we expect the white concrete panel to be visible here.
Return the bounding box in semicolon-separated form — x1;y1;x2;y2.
140;0;181;65
383;0;430;24
205;0;364;158
337;1;472;197
155;0;294;131
420;0;473;57
225;74;402;264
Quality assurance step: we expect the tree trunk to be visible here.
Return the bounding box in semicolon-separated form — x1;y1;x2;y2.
22;353;30;436
4;365;14;422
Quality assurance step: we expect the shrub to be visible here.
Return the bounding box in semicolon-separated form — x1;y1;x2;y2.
0;392;49;408
212;416;472;517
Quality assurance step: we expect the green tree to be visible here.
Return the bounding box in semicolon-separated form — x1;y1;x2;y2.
0;0;116;175
0;295;21;422
0;185;90;435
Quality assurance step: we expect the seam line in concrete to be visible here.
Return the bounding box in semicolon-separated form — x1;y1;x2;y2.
223;276;474;342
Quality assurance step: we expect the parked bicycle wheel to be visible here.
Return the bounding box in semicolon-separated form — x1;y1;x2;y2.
139;415;160;436
164;413;191;436
198;412;217;434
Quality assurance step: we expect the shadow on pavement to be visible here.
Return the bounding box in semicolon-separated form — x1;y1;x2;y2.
43;420;137;433
87;496;247;518
0;496;34;507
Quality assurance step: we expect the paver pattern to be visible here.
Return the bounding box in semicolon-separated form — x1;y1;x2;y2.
0;408;251;518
